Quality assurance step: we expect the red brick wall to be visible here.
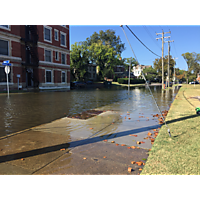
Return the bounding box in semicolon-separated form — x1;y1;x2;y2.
12;66;23;83
12;41;21;57
0;25;21;36
38;68;45;83
54;70;61;83
38;47;44;61
37;25;69;50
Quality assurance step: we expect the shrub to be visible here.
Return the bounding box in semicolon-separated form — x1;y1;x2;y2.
117;78;145;84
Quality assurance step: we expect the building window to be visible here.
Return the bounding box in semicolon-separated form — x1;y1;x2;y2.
54;29;58;41
62;71;66;82
55;51;59;61
60;32;66;46
46;70;52;83
0;67;11;82
61;25;66;27
44;26;52;42
0;39;9;56
45;50;52;62
61;53;66;64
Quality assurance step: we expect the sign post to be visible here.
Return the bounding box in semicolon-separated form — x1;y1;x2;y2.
3;60;11;97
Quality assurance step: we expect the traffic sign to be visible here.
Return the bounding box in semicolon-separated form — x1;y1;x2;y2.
5;66;10;74
3;60;10;64
2;63;11;66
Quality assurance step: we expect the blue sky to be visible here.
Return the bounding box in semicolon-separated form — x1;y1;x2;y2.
70;25;200;71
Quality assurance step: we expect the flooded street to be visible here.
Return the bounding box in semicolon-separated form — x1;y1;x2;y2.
0;85;181;174
0;86;179;138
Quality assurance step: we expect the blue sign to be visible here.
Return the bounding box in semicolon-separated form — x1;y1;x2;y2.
2;63;11;66
3;60;10;64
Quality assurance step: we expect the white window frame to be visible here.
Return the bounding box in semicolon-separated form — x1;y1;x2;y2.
55;51;59;61
45;70;52;83
60;31;66;47
44;49;52;62
61;71;66;83
0;25;10;31
54;29;59;41
0;38;9;56
44;26;52;43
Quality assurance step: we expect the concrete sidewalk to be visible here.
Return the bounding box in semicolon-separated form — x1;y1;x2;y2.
0;100;160;175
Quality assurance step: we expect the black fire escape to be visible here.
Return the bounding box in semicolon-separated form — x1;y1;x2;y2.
21;25;39;87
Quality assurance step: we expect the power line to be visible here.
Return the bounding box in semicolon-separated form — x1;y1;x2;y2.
125;25;161;58
143;25;162;51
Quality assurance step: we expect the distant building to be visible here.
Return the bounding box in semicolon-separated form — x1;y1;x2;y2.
87;64;97;81
0;25;70;90
132;65;151;78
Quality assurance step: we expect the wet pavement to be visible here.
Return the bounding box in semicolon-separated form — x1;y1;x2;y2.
0;86;179;174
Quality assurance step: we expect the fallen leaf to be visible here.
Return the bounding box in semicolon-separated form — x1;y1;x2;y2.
83;157;87;160
128;118;131;120
116;143;119;146
150;138;155;142
136;141;141;145
112;123;114;124
121;144;126;146
147;132;152;136
125;117;126;119
21;158;24;161
151;142;154;145
60;148;65;151
131;146;136;149
137;147;140;149
152;129;157;131
149;149;151;151
136;162;143;166
131;161;136;164
140;141;145;144
111;141;115;143
89;128;93;130
130;134;137;137
103;156;106;158
139;168;142;171
143;163;145;165
127;147;131;149
104;139;108;142
128;167;132;172
127;111;129;113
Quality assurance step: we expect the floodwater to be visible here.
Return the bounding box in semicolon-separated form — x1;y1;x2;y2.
0;85;180;138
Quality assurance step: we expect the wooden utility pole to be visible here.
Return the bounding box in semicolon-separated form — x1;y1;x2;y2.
173;57;178;84
165;40;174;88
156;30;171;89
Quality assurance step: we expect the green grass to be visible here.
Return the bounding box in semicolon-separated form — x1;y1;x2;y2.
141;85;200;175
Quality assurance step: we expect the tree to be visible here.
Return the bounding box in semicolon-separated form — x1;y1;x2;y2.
143;67;158;81
88;41;118;79
181;52;200;83
70;42;89;81
153;55;175;81
86;29;125;55
123;57;138;71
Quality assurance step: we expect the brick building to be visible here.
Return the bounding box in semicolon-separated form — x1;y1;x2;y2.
0;25;70;90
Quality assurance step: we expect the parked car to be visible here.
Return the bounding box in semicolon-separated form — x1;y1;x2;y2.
73;81;87;88
189;81;199;84
86;80;93;85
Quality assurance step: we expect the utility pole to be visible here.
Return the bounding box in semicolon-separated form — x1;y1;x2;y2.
156;30;171;89
165;40;174;88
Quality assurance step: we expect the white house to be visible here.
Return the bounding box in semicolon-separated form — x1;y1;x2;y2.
132;65;151;78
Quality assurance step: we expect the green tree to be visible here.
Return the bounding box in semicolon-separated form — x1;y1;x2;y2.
88;41;118;79
181;52;200;83
70;42;89;81
153;55;175;81
123;57;138;71
86;29;125;55
143;67;158;81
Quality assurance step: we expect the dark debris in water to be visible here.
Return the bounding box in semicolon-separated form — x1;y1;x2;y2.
68;110;104;120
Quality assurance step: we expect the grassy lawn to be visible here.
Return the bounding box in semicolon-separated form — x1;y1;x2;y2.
141;84;200;175
112;82;145;87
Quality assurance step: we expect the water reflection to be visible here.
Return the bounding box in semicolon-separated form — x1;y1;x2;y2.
0;86;180;137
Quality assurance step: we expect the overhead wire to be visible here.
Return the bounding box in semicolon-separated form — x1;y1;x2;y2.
125;25;161;58
120;25;172;137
